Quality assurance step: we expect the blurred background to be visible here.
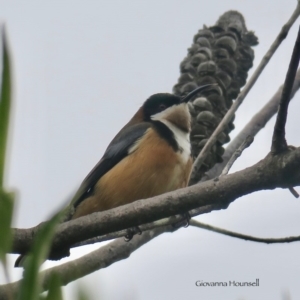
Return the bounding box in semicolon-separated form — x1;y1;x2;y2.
0;1;300;299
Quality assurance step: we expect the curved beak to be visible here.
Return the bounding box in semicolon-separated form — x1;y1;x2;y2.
180;84;216;103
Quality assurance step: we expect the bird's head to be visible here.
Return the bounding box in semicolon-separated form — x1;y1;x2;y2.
142;84;213;132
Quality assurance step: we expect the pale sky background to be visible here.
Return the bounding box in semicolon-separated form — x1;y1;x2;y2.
1;1;300;300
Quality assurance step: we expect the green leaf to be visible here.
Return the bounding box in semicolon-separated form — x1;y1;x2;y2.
0;25;15;289
45;273;63;300
0;26;12;188
18;208;66;300
0;189;14;264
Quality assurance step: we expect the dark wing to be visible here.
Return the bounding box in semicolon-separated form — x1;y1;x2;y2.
69;122;151;212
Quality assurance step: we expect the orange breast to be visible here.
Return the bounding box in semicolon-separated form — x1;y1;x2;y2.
72;129;192;219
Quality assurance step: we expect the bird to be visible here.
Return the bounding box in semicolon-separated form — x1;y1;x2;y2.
64;84;212;221
14;84;212;268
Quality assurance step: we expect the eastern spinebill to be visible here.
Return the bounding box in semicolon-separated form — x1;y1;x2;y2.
66;84;212;220
14;84;212;267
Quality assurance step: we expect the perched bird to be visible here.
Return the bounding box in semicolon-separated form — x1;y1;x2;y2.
14;85;212;267
65;85;212;221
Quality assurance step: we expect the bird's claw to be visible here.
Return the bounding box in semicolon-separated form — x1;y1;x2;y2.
182;212;191;228
124;226;142;241
172;212;191;228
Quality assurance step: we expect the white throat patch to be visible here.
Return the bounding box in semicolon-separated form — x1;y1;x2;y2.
151;103;191;163
161;120;191;163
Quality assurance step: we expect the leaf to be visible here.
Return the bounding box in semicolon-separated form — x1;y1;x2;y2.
45;273;63;300
0;189;14;264
0;24;15;289
18;208;66;300
0;25;12;188
0;24;14;265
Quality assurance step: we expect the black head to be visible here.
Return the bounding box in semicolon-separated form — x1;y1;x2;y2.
142;84;215;121
142;93;181;121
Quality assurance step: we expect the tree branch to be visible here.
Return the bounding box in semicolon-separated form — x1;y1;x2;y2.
9;147;300;260
189;3;300;185
190;219;300;244
288;186;299;198
0;227;168;299
205;68;300;181
70;204;218;248
220;135;254;176
4;181;300;299
272;26;300;153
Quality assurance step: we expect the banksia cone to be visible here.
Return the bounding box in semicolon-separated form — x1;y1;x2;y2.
173;11;258;182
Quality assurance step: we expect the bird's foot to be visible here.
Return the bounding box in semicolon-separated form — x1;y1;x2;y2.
172;212;191;228
124;226;142;242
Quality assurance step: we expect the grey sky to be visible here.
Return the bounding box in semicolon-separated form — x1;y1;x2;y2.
1;1;300;299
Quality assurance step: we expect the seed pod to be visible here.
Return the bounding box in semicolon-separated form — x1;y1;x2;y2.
173;10;258;182
193;97;213;112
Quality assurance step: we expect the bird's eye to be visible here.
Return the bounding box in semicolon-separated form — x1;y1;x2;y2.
159;104;167;111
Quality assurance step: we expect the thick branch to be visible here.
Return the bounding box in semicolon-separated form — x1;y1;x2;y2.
189;3;300;185
272;26;300;153
190;219;300;244
205;68;300;180
10;147;300;260
4;193;300;298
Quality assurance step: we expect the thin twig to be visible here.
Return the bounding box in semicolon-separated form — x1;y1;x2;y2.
205;68;300;181
288;186;299;198
190;219;300;244
220;135;254;176
189;3;300;185
272;26;300;153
